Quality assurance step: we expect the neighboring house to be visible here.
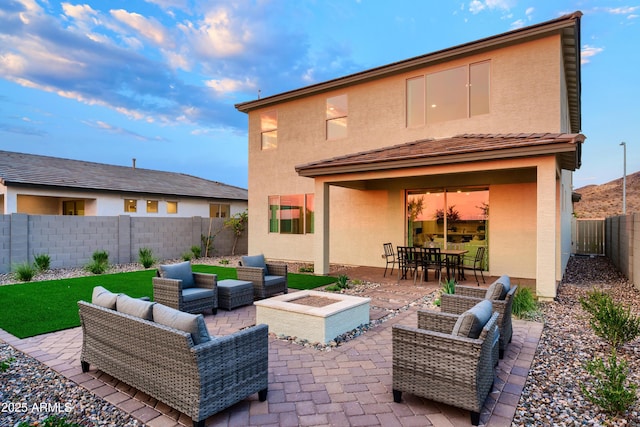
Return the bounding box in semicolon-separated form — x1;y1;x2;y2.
0;151;247;218
236;12;585;300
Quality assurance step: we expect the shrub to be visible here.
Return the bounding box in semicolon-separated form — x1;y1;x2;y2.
299;265;314;273
219;259;230;265
326;274;350;292
85;250;109;274
433;277;456;307
512;287;538;318
33;253;51;271
181;251;193;261
0;356;15;372
581;349;637;414
579;290;640;349
138;247;156;268
17;416;82;427
13;262;37;282
191;245;202;259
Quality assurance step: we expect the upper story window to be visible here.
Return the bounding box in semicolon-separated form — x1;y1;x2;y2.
407;61;490;126
326;95;347;140
260;110;278;150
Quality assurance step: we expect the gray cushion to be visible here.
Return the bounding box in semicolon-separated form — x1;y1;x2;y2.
264;275;286;287
116;294;155;320
452;299;493;339
242;254;267;270
92;286;118;309
497;275;511;299
153;304;211;345
181;288;216;303
159;261;195;289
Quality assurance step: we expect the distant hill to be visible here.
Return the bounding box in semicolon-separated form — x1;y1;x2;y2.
573;171;640;218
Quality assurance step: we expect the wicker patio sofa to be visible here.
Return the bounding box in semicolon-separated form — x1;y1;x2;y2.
153;261;218;315
392;300;499;426
441;275;517;359
78;287;268;427
237;254;288;300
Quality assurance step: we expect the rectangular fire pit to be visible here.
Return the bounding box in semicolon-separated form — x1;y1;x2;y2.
254;291;371;344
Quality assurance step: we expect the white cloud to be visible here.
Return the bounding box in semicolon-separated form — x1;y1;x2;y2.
469;1;485;14
110;9;172;47
61;3;99;22
510;19;526;29
606;6;639;15
205;77;256;95
181;7;252;58
581;45;604;64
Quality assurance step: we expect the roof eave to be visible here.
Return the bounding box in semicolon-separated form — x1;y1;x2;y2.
296;143;582;178
236;11;583;119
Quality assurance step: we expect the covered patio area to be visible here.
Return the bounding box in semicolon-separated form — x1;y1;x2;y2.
0;267;542;426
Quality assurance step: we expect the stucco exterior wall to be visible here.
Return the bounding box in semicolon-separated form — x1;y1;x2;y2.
247;35;565;263
1;186;247;218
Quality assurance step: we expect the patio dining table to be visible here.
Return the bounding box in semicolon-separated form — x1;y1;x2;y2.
440;248;468;281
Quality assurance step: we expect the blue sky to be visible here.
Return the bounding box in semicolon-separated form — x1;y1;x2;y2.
0;1;638;190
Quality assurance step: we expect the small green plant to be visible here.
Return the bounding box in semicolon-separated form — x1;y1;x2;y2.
191;245;202;259
579;290;640;349
201;233;216;257
581;349;637;414
0;356;15;372
33;253;51;271
433;277;456;306
299;265;314;273
17;415;82;427
85;250;109;274
13;262;37;282
181;251;193;261
512;286;538;318
138;247;156;268
219;259;230;265
326;274;350;292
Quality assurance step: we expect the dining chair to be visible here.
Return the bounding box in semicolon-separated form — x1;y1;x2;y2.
397;246;417;281
463;246;486;285
383;243;399;277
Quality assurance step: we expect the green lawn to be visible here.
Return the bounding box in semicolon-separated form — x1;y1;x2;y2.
0;266;337;339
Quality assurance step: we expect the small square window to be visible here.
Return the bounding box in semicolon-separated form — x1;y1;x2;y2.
124;199;137;213
147;200;158;213
167;201;178;214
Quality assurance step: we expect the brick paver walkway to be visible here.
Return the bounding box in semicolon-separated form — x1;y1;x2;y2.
0;268;543;426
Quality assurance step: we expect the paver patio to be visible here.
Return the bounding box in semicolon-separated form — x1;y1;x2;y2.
0;267;543;426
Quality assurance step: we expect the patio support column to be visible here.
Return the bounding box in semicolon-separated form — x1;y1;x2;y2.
314;180;330;275
536;161;557;301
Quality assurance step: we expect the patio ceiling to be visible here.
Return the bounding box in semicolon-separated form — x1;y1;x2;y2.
295;133;585;179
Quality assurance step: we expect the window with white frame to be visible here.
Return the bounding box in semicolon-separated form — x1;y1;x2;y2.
268;194;314;234
407;61;490;126
260;110;278;150
326;95;347;140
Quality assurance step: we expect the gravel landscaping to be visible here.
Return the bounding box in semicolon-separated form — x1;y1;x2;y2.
1;255;639;426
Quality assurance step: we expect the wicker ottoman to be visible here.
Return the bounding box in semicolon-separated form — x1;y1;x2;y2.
217;279;254;310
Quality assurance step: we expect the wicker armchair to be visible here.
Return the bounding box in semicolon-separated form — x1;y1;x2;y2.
153;261;218;315
393;303;499;426
441;275;516;359
237;254;288;300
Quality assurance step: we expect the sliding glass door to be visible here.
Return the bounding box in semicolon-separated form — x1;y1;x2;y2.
407;187;489;266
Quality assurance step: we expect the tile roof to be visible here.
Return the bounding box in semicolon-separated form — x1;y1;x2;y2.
295;133;585;177
0;150;247;200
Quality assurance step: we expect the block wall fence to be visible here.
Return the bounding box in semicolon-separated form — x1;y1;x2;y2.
605;213;639;291
0;214;247;274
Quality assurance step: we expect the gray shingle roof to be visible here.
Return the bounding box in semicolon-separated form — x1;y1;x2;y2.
0;150;247;201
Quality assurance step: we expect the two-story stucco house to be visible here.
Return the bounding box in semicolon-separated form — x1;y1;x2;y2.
236;12;585;300
0;150;248;218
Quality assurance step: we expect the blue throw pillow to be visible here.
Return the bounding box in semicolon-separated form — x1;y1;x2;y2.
242;254;267;270
159;261;195;289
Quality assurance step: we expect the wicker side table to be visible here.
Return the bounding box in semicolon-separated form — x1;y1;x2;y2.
217;279;254;310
